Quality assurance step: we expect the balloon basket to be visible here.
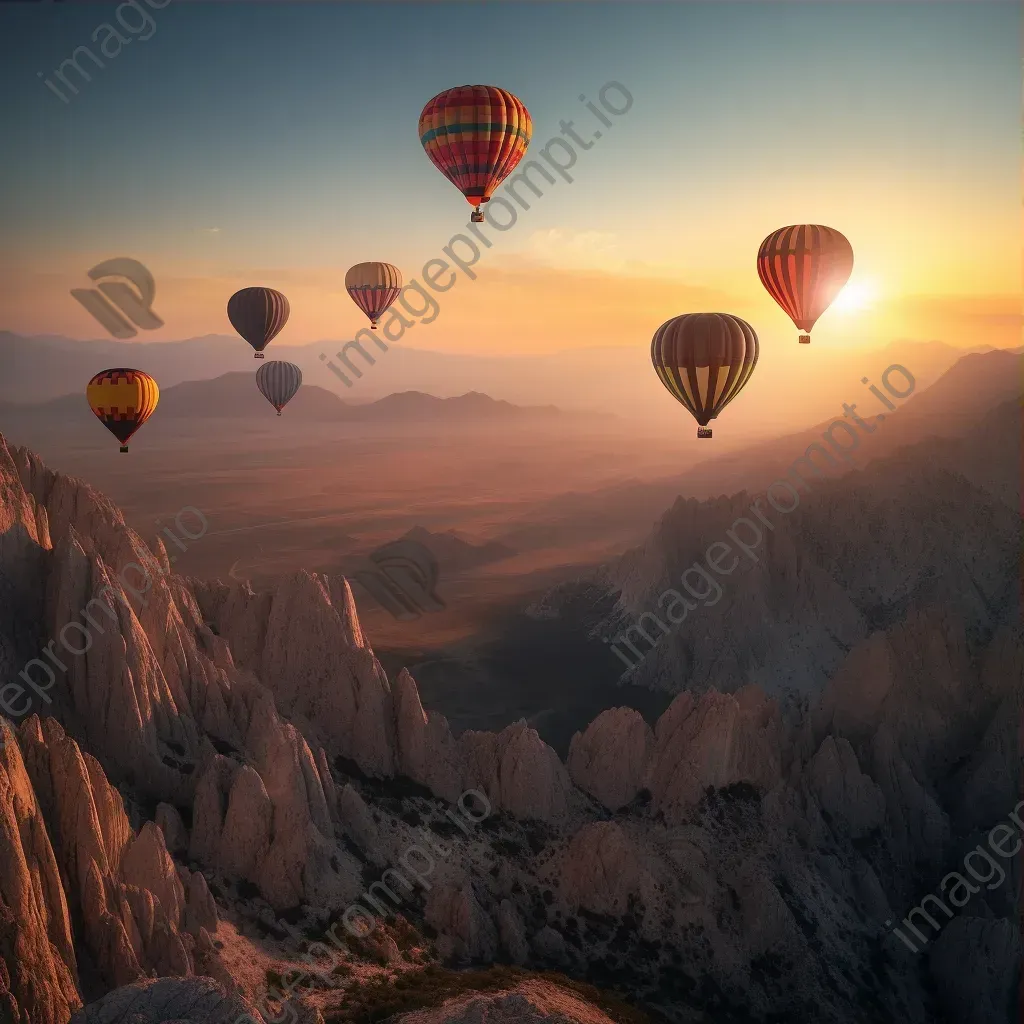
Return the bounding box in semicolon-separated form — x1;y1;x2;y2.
799;335;810;344
471;210;484;223
697;427;712;439
277;410;282;417
255;352;265;359
119;445;129;453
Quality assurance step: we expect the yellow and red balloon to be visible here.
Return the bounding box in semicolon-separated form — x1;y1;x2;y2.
86;368;159;453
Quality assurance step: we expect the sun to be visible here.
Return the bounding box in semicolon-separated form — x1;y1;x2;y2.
831;280;878;314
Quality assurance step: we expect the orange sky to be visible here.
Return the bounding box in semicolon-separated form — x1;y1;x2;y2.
1;236;1018;354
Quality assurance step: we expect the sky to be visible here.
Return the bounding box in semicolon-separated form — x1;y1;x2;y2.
0;0;1019;356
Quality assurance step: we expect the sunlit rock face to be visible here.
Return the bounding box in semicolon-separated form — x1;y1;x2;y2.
0;401;1019;1024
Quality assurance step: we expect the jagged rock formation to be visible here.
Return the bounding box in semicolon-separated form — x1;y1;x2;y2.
0;715;218;1022
567;708;652;811
0;719;80;1024
0;380;1019;1024
578;387;1022;704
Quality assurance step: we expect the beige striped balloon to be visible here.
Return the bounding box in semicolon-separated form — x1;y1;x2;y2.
345;262;403;329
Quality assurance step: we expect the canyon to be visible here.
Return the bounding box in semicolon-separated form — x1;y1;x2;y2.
0;353;1019;1023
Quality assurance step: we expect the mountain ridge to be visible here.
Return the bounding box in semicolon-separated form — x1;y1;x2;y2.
0;373;576;425
0;330;998;430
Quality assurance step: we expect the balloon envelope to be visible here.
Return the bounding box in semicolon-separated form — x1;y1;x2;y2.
419;85;531;221
256;360;302;415
650;313;759;438
227;287;290;358
757;225;853;343
86;368;159;452
345;263;402;329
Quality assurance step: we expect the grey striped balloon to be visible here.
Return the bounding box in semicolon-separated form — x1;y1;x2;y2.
256;360;302;416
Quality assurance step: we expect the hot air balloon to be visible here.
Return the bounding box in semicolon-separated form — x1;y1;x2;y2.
256;360;302;416
418;85;532;223
757;225;854;344
227;287;290;358
345;263;402;330
650;313;759;439
86;368;159;452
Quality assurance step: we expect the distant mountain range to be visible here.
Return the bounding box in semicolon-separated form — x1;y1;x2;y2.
0;371;572;425
0;330;1005;435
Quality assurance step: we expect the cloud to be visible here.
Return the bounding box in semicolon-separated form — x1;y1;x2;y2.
523;229;624;272
203;227;222;234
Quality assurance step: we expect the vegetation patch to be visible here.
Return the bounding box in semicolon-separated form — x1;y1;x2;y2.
323;964;664;1023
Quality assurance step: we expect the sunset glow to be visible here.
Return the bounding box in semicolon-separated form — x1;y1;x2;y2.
0;2;1016;355
831;280;879;314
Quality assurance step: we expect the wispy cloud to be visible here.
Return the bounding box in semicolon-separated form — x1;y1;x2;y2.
523;228;624;272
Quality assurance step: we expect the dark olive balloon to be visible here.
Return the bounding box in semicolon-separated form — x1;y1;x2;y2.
650;313;759;438
227;287;290;359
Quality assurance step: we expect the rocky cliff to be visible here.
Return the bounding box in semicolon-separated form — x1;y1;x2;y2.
0;425;1019;1024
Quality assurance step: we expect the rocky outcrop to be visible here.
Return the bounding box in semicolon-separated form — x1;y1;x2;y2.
559;822;646;917
16;716;213;989
567;708;653;811
0;711;225;1023
645;687;783;824
0;719;80;1024
69;977;264;1024
186;725;362;912
394;675;575;823
496;899;529;965
425;882;499;963
394;668;463;803
193;572;396;779
337;783;380;859
806;736;885;838
461;721;573;823
154;803;188;857
393;978;620;1023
